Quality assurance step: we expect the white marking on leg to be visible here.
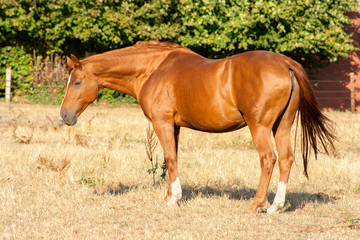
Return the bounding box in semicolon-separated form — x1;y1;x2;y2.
60;73;72;121
166;177;182;206
267;181;287;214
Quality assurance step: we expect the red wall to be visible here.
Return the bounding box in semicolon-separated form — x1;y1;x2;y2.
311;12;360;112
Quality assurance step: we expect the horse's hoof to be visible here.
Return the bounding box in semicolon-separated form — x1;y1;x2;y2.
246;206;257;214
164;195;180;207
257;207;268;213
267;205;279;214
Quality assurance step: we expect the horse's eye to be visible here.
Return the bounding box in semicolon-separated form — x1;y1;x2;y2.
74;81;81;87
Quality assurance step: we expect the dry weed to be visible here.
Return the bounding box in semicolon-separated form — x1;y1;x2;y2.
10;114;34;144
101;154;111;169
46;114;59;130
145;123;160;185
74;133;89;147
37;155;71;175
145;123;158;162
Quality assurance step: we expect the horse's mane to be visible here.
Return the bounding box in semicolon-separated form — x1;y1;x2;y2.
134;41;185;49
82;41;191;63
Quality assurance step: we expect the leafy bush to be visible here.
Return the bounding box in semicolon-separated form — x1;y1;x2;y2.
0;0;358;103
0;0;356;61
98;89;138;104
0;46;33;97
175;0;357;61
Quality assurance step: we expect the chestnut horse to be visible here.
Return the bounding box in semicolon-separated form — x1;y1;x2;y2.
60;41;335;213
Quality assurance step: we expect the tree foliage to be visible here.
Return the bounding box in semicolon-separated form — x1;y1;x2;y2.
0;0;357;62
0;0;357;102
175;0;357;61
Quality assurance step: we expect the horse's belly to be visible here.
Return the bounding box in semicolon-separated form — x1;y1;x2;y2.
174;109;247;133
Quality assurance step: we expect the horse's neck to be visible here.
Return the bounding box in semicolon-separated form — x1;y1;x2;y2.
86;49;173;99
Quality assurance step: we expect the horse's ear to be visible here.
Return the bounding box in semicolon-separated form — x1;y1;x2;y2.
66;56;75;73
67;54;82;73
70;54;81;67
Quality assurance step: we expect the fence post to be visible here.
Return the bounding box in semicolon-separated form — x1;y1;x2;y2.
350;72;355;113
5;67;11;103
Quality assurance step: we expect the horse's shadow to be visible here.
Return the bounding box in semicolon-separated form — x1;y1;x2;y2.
181;184;337;212
94;183;136;196
95;182;336;212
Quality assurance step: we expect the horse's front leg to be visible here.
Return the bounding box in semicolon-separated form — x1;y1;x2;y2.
153;120;181;205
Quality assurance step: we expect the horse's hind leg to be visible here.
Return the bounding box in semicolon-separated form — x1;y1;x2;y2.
267;124;294;214
267;97;298;213
247;125;277;212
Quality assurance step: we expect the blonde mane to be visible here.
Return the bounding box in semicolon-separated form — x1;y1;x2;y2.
82;41;192;63
134;41;185;49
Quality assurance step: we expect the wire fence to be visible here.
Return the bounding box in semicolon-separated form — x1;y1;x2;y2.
309;73;356;112
310;81;351;100
8;84;64;89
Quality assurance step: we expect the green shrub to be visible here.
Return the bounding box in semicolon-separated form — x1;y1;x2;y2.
0;0;357;62
0;0;358;103
0;46;33;97
97;89;138;104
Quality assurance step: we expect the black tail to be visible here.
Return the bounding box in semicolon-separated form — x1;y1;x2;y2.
286;58;336;178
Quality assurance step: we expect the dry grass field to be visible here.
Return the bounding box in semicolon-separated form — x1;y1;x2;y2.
0;102;359;239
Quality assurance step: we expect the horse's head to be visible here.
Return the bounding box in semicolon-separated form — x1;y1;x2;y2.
60;54;99;126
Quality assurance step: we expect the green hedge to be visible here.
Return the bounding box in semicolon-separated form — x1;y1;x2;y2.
0;46;33;97
1;0;356;60
0;0;358;103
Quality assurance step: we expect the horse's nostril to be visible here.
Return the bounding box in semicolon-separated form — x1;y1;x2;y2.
61;111;70;122
60;110;77;126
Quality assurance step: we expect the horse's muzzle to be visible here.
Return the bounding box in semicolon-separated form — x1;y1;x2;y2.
60;109;77;126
